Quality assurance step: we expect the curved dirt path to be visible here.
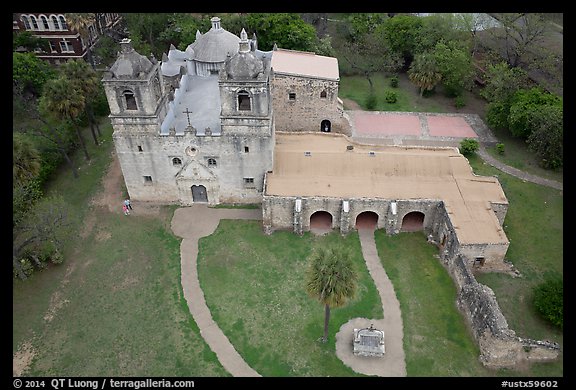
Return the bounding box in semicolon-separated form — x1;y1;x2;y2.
477;145;563;191
171;205;262;377
335;228;406;377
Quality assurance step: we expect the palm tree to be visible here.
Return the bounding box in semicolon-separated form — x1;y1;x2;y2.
39;78;90;161
408;52;443;97
305;246;358;343
13;133;41;187
60;60;102;145
65;13;97;69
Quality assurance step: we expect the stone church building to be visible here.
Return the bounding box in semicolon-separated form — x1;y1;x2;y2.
102;16;559;368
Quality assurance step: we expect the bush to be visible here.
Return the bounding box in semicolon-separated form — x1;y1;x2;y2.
496;143;505;155
533;278;563;329
454;96;466;108
365;93;377;110
384;91;397;104
459;138;479;155
389;75;399;88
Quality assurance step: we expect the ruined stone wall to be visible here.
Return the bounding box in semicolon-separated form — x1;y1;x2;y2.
272;74;350;135
450;255;560;369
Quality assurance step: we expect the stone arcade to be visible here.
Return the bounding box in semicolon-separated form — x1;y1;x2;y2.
102;17;559;369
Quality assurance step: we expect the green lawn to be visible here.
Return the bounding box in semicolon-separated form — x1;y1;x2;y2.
197;223;382;377
13;120;227;377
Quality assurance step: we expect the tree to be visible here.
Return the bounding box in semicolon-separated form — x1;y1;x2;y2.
433;40;474;97
13;133;41;187
381;14;424;66
65;13;97;68
508;87;561;138
60;60;103;145
488;13;548;68
39;78;90;161
246;13;317;51
408;52;442;97
13;196;71;280
121;13;174;58
417;13;470;54
533;278;563;329
13;30;49;52
14;91;79;179
305;246;358;343
13;133;43;227
13;52;57;98
480;61;529;103
340;31;403;94
527;104;563;169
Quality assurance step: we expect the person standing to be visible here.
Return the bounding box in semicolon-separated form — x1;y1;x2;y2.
123;203;130;215
124;198;133;211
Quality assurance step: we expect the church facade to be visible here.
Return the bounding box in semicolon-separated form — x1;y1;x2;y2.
102;17;346;206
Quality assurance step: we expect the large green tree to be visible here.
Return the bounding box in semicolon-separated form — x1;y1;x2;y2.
60;60;103;145
305;246;358;343
433;40;474;97
526;104;563;169
13;52;56;98
381;14;424;66
39;78;90;161
480;61;529;103
246;13;317;51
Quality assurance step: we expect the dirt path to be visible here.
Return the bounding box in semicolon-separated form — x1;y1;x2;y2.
335;229;406;377
171;205;262;377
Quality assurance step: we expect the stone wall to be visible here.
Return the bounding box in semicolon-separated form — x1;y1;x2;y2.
114;130;273;205
450;255;560;369
272;74;350;135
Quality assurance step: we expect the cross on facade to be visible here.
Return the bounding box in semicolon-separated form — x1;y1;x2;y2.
183;107;192;126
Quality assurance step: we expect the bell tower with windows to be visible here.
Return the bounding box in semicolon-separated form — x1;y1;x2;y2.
102;38;168;134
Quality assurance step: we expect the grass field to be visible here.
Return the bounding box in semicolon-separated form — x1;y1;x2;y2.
13;121;228;377
197;223;382;376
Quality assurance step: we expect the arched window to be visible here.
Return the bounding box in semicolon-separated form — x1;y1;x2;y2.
30;15;39;30
237;90;251;111
51;15;60;30
40;15;50;30
59;15;67;30
207;158;217;167
320;90;327;98
21;15;31;30
122;90;137;110
172;157;182;166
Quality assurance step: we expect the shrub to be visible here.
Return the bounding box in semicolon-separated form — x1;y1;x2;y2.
459;138;479;155
533;278;563;329
384;91;397;104
365;93;377;110
389;75;399;88
454;96;466;108
496;143;505;155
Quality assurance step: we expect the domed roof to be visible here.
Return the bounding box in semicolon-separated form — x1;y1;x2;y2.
192;17;240;63
109;39;153;79
225;52;264;79
225;29;264;79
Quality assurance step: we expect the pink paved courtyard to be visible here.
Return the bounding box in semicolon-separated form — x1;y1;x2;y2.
427;116;478;137
354;113;421;136
352;112;478;139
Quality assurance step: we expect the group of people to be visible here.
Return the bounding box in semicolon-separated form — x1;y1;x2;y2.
122;199;133;215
